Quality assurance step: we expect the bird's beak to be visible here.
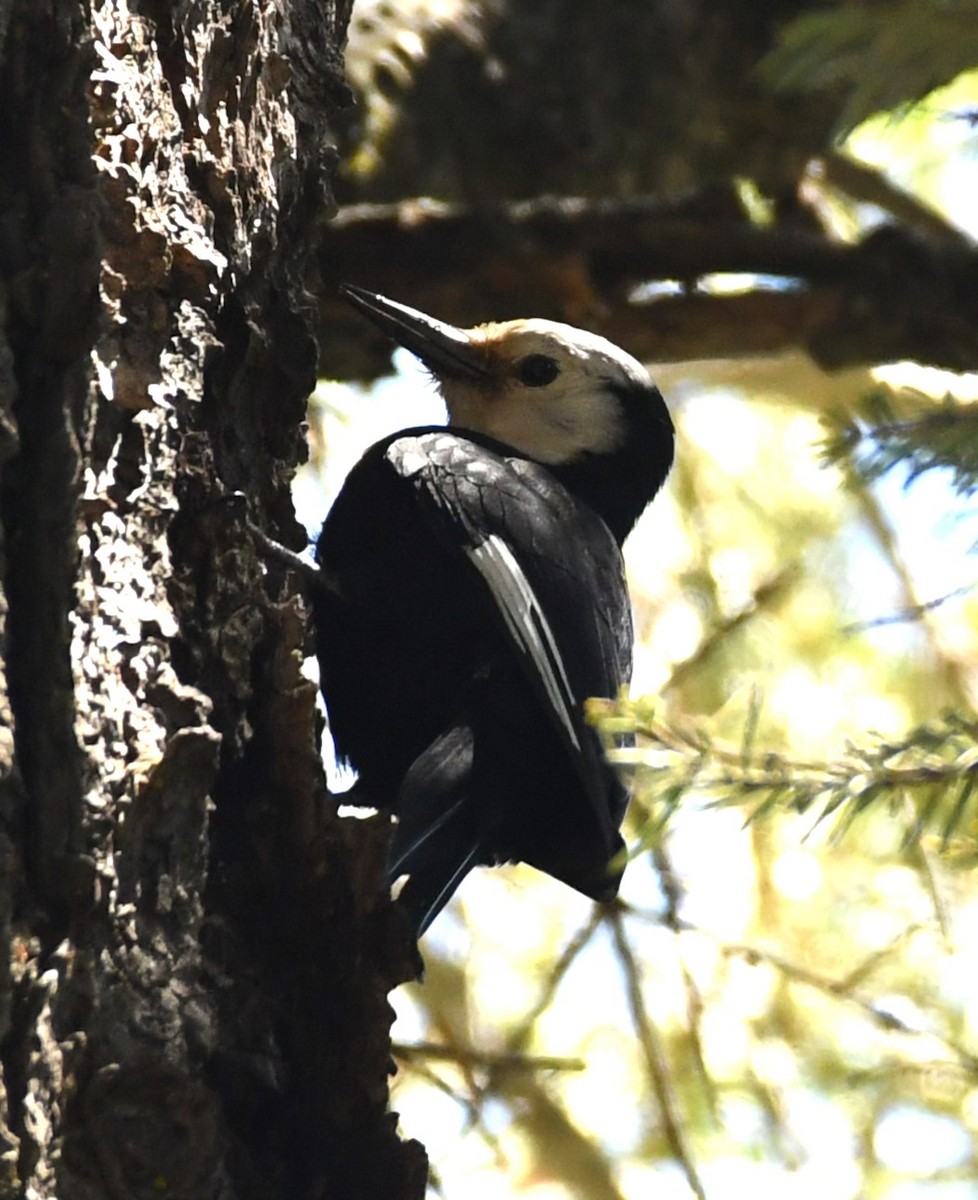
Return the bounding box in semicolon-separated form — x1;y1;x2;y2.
339;284;493;382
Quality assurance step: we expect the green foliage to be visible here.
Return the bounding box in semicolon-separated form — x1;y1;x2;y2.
593;699;978;860
822;389;978;495
358;367;978;1196
761;1;978;136
314;10;978;1193
591;380;978;866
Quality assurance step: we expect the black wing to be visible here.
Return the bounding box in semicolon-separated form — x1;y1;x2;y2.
385;431;633;861
315;426;634;932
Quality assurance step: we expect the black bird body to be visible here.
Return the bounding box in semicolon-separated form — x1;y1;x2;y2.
316;288;674;934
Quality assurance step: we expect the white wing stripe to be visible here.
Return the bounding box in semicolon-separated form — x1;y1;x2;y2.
467;535;581;751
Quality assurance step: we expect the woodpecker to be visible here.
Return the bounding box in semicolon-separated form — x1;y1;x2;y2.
314;285;674;936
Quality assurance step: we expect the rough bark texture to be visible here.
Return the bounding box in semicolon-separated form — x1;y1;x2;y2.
0;1;425;1197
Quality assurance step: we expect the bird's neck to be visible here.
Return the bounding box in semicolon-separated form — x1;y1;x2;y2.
551;386;674;545
549;454;655;545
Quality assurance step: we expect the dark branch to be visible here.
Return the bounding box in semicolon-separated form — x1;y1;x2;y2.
317;191;978;377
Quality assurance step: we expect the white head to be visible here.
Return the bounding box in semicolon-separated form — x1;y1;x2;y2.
339;285;674;540
339;285;661;464
437;318;652;465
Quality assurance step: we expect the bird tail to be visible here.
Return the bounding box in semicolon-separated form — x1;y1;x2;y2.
388;725;481;937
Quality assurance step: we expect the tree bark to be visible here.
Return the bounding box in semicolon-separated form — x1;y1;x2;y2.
0;1;424;1197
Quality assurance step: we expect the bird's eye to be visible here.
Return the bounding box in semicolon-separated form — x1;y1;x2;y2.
516;354;560;388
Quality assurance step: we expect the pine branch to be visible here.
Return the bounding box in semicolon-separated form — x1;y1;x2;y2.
393;1042;586;1074
318;195;978;376
505;910;603;1056
760;1;978;138
721;934;978;1074
823;390;978;495
832;438;977;710
609;908;708;1200
820;151;969;246
590;701;978;855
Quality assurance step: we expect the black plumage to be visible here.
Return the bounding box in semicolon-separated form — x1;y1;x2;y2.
314;287;674;935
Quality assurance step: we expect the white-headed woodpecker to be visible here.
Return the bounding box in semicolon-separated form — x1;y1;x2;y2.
315;285;674;936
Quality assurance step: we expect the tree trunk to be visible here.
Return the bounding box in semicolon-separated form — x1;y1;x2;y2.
0;1;424;1196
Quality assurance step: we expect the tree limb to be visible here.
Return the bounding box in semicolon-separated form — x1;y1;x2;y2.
317;192;978;376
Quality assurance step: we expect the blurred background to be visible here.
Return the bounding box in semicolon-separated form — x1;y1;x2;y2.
303;3;978;1196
